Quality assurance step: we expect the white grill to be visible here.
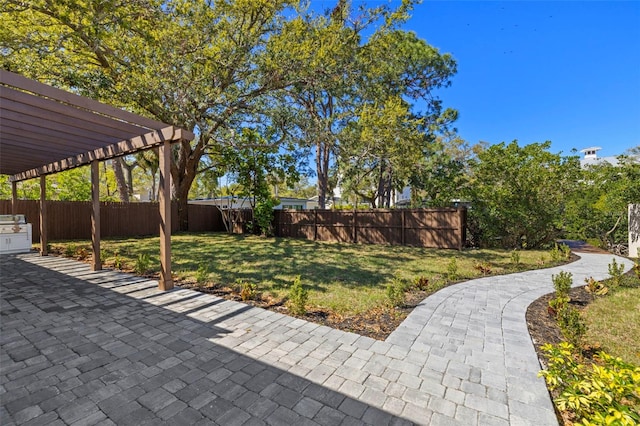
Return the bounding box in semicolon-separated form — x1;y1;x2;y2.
0;214;33;254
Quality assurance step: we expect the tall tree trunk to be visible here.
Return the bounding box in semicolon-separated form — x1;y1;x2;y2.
316;142;330;209
112;158;129;202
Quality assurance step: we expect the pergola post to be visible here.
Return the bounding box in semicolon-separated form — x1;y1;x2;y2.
39;175;47;256
158;140;173;290
91;160;101;270
11;181;17;215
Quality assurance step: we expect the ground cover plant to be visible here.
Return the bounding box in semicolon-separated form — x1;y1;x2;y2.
529;260;640;425
49;232;567;338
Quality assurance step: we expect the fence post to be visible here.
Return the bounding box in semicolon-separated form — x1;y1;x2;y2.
401;209;406;246
458;207;466;251
313;209;318;241
353;209;357;243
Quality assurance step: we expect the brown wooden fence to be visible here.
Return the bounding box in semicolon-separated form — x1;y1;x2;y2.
1;200;466;249
234;208;467;249
0;200;222;242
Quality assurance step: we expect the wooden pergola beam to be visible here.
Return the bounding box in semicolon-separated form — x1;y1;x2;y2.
10;126;193;182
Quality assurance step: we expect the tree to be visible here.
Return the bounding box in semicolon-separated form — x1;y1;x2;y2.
565;155;640;247
467;141;581;249
338;97;425;208
409;135;486;207
1;0;298;229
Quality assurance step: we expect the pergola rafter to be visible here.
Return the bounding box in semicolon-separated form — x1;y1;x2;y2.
0;70;195;291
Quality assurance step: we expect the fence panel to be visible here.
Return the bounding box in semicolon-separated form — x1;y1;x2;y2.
273;208;466;249
0;200;222;242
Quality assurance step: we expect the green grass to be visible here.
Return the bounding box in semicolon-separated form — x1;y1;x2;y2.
583;283;640;366
50;232;561;315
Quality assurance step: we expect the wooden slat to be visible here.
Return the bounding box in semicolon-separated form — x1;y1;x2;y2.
0;69;167;129
10;126;191;182
2;86;148;135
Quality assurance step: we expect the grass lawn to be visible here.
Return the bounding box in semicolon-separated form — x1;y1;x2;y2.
583;283;640;366
50;232;564;316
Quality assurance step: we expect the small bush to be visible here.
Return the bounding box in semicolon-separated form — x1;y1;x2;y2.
113;251;123;269
552;271;573;299
386;278;407;308
548;296;569;316
549;243;571;262
446;258;458;281
510;249;521;266
287;276;308;316
474;261;492;276
556;306;587;348
539;343;640;426
134;253;150;274
584;277;608;296
240;282;256;301
608;258;625;288
413;276;429;291
64;243;77;258
195;265;209;283
634;258;640;280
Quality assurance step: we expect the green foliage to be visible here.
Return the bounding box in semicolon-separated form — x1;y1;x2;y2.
608;258;625;288
386;278;407;308
548;296;570;316
635;258;640;281
195;265;209;284
557;306;587;348
466;141;581;248
553;271;573;299
287;276;308;316
113;252;123;270
253;198;278;237
413;276;429;291
510;249;521;266
446;257;458;281
134;253;151;275
550;243;571;262
565;156;640;247
64;243;77;258
539;343;640;426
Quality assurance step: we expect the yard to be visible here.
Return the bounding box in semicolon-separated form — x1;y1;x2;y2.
50;232;566;338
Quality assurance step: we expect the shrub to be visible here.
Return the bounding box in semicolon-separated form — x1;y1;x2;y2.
550;243;571;262
113;251;123;269
510;249;521;266
584;277;608;296
386;278;407;308
552;271;573;299
608;258;625;288
253;197;278;236
474;261;492;276
446;258;458;281
287;276;308;316
64;243;77;258
539;343;640;426
240;282;256;301
635;258;640;280
413;276;429;291
548;296;569;317
195;265;209;283
556;306;587;348
134;253;150;274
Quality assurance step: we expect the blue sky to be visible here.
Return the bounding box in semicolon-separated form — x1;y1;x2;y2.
316;0;640;158
403;0;640;157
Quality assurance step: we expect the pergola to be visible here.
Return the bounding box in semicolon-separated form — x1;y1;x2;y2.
0;70;195;290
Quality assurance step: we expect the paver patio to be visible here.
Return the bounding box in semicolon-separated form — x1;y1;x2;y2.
0;250;633;425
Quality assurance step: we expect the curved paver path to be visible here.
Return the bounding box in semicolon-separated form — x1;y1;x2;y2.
387;251;635;425
0;250;634;425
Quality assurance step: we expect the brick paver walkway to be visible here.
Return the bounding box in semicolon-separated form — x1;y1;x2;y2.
1;251;633;425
